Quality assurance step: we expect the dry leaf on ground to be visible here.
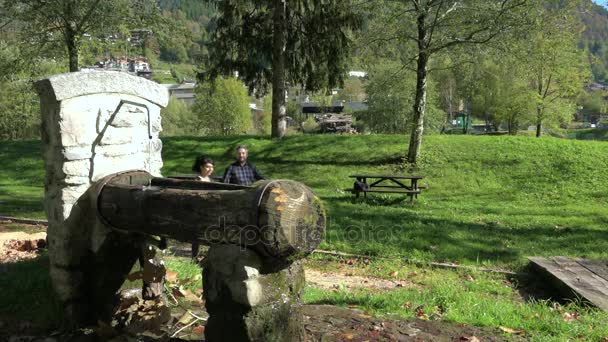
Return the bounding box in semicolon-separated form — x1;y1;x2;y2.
499;326;525;335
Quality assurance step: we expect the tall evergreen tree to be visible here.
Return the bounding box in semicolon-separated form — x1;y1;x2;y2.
202;0;361;138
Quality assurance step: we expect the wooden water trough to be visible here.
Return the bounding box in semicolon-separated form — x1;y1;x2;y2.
528;256;608;311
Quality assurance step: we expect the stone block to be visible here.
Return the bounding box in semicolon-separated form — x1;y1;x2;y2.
99;127;133;146
34;71;169;107
203;245;305;342
62;146;91;161
61;159;90;177
98;143;139;157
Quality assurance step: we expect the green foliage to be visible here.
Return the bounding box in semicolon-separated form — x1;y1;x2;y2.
335;77;365;103
579;1;608;83
203;0;361;95
579;90;607;115
460;57;536;135
357;62;414;134
160;96;194;136
192;77;251;135
204;0;361;137
0;40;66;140
301;116;320;133
158;1;215;22
1;0;166;71
357;0;531;161
356;62;443;134
525;1;590;135
251;96;272;135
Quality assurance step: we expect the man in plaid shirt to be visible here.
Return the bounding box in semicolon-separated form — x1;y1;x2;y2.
222;145;264;185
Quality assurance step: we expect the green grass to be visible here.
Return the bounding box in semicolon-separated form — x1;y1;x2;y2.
0;255;63;331
0;139;46;218
2;133;608;338
300;254;608;341
2;134;608;268
159;134;608;269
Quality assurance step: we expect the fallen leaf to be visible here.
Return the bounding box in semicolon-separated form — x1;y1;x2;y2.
459;336;480;342
401;301;412;309
389;271;399;278
165;269;179;283
563;312;581;321
191;326;205;335
414;305;427;319
499;326;525;335
177;312;195;325
336;332;355;339
183;288;204;304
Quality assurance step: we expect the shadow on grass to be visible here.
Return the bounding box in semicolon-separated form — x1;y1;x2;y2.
0;255;63;335
322;196;608;267
0;187;44;216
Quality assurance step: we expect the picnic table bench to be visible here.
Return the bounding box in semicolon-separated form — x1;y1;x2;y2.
348;174;425;202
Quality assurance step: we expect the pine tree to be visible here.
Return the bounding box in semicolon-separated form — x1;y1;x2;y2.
202;0;361;138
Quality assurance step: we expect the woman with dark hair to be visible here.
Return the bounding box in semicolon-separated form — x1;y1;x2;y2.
191;155;214;260
192;155;215;182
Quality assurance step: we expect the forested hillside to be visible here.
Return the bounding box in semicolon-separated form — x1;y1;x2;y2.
580;1;608;83
2;0;608;141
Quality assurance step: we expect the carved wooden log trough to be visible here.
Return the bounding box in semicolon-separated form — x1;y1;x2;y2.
95;171;325;341
96;172;325;262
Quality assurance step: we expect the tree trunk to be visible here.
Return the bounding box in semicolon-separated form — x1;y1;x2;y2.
66;29;79;72
271;0;287;138
407;10;430;164
536;107;542;137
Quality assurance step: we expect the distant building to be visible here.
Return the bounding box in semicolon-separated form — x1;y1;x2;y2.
163;82;196;106
348;70;367;78
130;29;153;46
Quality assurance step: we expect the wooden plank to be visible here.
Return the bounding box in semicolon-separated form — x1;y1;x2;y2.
575;258;608;281
528;256;608;311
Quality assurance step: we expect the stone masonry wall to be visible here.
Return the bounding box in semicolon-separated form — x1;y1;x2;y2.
35;71;168;323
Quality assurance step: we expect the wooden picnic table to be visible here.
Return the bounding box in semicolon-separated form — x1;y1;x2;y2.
348;174;425;202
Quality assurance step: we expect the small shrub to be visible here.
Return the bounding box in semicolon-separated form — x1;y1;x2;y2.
302;117;320;133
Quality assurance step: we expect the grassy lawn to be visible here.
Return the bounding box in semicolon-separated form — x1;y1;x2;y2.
2;134;608;268
2;134;608;339
159;134;608;269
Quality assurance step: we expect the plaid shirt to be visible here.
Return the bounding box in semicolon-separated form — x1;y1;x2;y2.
222;161;264;185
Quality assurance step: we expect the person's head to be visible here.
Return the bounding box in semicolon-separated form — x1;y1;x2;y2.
192;155;214;177
235;145;248;164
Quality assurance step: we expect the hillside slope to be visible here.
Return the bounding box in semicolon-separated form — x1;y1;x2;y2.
161;134;608;268
1;134;607;268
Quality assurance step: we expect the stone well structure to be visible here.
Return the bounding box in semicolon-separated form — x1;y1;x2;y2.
35;71;168;325
35;71;326;342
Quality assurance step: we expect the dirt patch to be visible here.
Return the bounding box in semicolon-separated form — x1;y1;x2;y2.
305;268;415;290
303;305;518;342
0;220;47;263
